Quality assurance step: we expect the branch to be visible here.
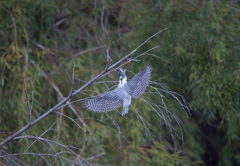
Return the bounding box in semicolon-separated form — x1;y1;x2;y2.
22;78;34;125
31;61;86;126
0;28;168;147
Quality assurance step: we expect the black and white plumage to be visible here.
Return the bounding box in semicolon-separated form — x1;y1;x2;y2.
84;65;151;116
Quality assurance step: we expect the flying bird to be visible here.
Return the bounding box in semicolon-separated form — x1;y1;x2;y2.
84;65;151;116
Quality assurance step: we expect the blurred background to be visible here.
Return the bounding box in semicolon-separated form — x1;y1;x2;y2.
0;0;240;165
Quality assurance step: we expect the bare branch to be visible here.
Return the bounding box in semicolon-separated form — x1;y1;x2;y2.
54;111;85;131
22;78;34;125
66;64;75;99
98;36;112;70
24;123;56;153
0;29;168;147
86;152;105;161
31;61;87;126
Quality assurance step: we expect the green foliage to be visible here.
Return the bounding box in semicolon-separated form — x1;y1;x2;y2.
118;0;240;165
0;0;240;165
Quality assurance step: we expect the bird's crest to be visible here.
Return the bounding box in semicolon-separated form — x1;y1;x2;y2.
119;68;127;86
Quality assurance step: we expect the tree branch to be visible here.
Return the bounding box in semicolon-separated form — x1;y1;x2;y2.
0;28;168;147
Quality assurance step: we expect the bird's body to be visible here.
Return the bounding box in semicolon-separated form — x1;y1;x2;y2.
84;65;151;116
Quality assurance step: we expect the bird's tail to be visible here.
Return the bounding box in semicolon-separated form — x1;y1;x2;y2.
122;107;128;116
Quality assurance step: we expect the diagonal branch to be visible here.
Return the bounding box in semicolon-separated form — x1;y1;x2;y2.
0;28;168;147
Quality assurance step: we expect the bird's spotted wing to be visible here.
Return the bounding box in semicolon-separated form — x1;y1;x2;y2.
84;90;123;113
127;65;151;98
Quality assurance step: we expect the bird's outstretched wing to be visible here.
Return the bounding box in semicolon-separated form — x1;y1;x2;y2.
84;90;123;113
127;65;151;98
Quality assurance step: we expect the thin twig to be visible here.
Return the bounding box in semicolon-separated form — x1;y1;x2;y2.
22;79;34;125
31;61;86;126
99;36;113;70
24;123;56;153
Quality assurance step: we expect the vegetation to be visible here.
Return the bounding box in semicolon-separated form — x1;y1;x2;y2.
0;0;239;165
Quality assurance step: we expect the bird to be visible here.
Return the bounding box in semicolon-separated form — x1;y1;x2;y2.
84;65;151;116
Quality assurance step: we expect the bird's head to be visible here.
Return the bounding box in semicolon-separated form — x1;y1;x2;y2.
118;68;127;86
